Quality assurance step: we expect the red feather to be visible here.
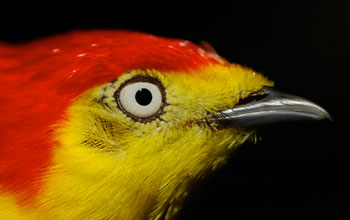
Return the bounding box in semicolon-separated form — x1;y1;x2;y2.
0;30;223;202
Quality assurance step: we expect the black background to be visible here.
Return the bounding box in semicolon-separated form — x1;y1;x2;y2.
1;1;348;219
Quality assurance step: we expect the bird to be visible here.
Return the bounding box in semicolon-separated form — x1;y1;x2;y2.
0;30;330;220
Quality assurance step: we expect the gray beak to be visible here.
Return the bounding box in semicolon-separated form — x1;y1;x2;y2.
207;88;331;127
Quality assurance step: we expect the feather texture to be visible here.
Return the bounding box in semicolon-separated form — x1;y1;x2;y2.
0;30;223;202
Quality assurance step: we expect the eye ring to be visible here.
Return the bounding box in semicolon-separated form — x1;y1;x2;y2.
114;75;167;122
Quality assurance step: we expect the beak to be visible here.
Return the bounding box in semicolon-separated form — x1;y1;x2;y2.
207;87;331;127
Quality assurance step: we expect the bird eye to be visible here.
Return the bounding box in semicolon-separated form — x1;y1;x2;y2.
114;76;166;121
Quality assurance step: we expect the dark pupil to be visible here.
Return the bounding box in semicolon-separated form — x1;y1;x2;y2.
135;88;153;106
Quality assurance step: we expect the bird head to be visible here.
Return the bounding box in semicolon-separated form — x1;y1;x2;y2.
0;30;329;220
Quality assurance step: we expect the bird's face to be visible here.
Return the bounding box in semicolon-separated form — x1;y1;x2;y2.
58;64;272;177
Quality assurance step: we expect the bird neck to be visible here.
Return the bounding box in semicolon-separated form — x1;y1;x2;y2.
32;143;199;220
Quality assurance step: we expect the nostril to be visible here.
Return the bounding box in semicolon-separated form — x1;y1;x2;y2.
237;90;269;105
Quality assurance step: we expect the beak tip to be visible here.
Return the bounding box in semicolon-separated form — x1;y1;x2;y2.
323;111;334;122
308;102;333;122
